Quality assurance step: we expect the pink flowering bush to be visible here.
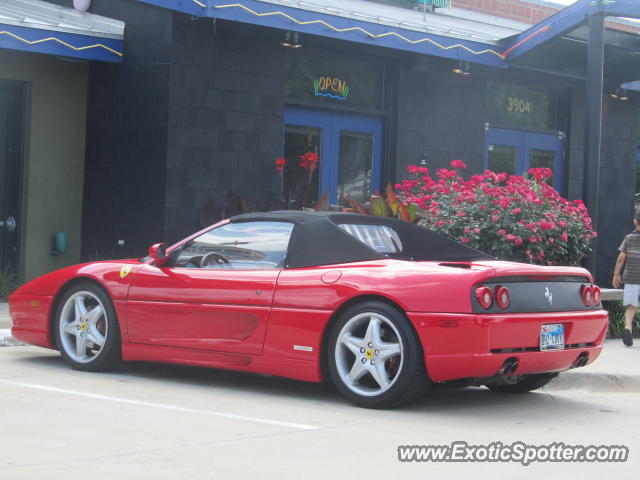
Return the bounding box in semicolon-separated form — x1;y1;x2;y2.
396;161;596;265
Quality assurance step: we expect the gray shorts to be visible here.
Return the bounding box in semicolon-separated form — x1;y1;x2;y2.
623;284;640;306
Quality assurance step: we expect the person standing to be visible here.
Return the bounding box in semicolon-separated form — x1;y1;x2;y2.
612;212;640;347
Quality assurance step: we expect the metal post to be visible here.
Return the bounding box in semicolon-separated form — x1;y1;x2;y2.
583;12;605;279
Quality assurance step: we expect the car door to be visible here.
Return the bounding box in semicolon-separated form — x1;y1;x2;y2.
126;221;294;355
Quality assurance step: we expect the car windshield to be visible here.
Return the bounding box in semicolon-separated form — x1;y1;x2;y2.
174;221;294;269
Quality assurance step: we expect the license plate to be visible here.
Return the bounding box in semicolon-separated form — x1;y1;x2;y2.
540;323;564;351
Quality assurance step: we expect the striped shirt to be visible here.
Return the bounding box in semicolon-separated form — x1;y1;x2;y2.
619;230;640;284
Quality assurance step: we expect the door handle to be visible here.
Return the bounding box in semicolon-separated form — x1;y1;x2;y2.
1;217;16;232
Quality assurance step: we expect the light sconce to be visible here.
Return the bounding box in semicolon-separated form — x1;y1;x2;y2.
609;88;630;101
280;31;302;48
420;152;429;165
452;60;471;76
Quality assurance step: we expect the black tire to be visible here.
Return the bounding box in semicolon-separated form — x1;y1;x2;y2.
486;372;558;393
54;282;121;372
327;301;429;409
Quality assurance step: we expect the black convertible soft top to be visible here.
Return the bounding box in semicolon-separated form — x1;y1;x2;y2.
230;211;494;269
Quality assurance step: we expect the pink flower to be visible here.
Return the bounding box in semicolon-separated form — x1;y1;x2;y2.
511;208;521;215
560;232;568;242
498;229;506;236
461;237;470;243
506;234;516;241
473;228;480;234
450;159;467;170
463;227;471;234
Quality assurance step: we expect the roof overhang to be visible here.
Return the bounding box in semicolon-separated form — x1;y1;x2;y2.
137;0;510;68
502;0;640;61
0;0;124;63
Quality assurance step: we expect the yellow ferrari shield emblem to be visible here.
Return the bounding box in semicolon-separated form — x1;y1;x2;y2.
120;266;132;279
365;349;374;360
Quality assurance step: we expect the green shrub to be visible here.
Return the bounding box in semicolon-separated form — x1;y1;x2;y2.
0;268;17;301
397;162;596;265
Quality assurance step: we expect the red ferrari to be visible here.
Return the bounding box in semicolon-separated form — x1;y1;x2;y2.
9;212;608;408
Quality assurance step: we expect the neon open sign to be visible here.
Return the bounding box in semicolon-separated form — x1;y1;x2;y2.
313;76;350;101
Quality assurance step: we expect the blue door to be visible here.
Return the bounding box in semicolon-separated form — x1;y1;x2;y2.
283;107;383;206
484;127;564;192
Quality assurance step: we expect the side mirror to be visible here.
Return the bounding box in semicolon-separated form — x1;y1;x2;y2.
148;243;168;266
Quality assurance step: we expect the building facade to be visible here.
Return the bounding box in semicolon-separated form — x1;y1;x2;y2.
2;0;639;283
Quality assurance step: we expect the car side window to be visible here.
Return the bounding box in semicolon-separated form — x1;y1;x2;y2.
173;221;294;270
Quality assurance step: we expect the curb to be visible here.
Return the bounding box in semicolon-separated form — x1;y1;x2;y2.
0;329;25;347
545;371;640;393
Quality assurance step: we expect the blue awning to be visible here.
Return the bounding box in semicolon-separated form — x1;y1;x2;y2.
137;0;512;68
0;0;124;63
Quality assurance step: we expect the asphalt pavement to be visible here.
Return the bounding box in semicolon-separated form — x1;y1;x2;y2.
1;301;639;391
1;300;639;477
1;344;638;478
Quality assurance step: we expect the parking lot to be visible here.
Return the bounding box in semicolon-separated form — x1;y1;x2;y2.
0;345;638;479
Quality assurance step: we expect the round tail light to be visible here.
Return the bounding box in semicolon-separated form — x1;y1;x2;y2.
581;284;593;307
494;285;510;309
475;285;493;309
592;285;601;305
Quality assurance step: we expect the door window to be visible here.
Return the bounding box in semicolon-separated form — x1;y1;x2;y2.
283;126;320;209
530;148;555;185
484;127;564;192
488;145;517;176
174;222;294;270
338;131;374;204
283;107;383;206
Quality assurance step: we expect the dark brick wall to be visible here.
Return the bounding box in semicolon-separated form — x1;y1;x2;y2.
53;0;640;278
72;0;173;258
593;97;640;283
164;17;286;243
394;63;486;178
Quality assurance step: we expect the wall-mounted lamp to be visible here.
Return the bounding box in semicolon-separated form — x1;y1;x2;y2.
420;152;429;165
609;88;630;101
280;31;302;48
50;232;68;256
452;60;471;76
73;0;91;12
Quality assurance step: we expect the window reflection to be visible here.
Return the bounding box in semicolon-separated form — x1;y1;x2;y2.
175;222;294;270
338;131;374;204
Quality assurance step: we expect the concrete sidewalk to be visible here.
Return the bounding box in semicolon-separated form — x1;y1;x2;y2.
1;300;639;392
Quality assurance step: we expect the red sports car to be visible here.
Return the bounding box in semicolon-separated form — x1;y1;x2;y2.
9;212;608;408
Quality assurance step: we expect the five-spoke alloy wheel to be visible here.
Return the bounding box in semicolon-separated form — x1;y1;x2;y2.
328;301;428;408
55;283;121;371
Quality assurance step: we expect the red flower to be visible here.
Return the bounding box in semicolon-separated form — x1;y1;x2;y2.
450;159;467;170
299;151;319;174
275;157;286;174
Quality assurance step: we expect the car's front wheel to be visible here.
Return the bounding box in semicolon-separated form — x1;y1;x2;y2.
327;301;428;408
54;283;121;371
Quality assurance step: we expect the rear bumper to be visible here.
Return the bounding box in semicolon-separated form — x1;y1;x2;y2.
408;310;608;382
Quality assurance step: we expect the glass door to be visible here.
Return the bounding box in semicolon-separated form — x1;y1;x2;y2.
283;107;383;206
484;127;564;192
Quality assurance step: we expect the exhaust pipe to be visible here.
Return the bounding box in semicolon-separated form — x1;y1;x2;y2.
498;357;519;375
572;352;589;368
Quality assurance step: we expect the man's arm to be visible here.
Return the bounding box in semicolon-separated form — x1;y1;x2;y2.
613;252;626;288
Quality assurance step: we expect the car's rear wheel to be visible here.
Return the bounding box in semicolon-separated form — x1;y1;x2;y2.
54;283;121;371
486;372;558;393
327;301;428;409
